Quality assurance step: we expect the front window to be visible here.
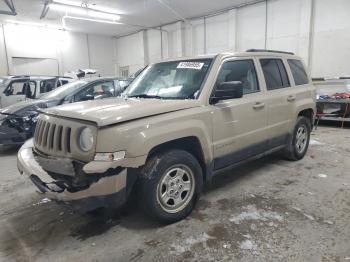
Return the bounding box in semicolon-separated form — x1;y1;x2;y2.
124;59;212;99
74;81;115;101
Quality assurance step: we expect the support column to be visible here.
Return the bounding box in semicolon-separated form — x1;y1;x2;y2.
228;9;237;52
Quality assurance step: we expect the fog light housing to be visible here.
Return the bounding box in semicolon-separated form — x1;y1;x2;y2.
94;151;126;161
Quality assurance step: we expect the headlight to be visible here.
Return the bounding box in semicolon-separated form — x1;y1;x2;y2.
94;151;126;161
78;127;94;152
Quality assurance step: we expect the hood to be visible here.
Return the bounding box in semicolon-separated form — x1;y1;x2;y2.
0;99;58;116
44;97;200;127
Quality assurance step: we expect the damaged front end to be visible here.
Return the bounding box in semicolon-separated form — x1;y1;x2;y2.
17;139;136;211
0;111;39;146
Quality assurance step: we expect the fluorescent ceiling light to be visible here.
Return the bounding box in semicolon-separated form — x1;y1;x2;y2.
50;0;121;20
64;15;123;25
50;3;87;16
87;10;120;21
52;0;81;6
5;20;65;30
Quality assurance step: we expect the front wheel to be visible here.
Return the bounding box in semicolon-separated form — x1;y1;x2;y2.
284;116;311;161
138;150;203;224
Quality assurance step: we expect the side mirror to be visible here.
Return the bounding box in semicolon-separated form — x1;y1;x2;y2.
210;81;243;104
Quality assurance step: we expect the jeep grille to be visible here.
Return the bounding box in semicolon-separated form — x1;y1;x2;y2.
34;118;72;154
33;114;96;162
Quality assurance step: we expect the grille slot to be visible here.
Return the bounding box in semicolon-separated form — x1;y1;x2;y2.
66;128;71;153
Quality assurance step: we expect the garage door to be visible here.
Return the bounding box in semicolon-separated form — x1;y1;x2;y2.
12;57;59;76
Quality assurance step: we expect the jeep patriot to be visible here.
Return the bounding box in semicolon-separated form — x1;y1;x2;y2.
18;50;316;223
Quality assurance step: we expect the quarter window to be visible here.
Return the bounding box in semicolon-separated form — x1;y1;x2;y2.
216;60;259;95
260;59;290;90
288;59;309;85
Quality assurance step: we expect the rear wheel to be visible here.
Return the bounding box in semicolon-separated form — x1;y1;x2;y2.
284;116;311;161
138;150;203;224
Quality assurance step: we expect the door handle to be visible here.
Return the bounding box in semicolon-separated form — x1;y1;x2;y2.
287;95;296;102
253;102;265;109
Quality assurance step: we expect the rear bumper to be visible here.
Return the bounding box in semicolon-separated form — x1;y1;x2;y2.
17;139;129;205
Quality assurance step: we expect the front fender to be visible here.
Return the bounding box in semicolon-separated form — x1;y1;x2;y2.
95;108;213;167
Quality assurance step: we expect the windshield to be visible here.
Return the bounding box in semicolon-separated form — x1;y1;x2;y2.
123;59;212;99
40;80;87;100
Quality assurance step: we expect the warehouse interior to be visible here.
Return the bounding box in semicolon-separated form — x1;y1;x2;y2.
0;0;350;77
0;0;349;261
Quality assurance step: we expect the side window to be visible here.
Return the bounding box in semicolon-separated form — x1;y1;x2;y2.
5;80;36;98
288;59;309;85
40;79;56;94
75;81;115;101
260;59;290;90
216;60;259;95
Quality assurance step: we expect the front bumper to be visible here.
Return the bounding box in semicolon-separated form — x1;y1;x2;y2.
17;139;129;206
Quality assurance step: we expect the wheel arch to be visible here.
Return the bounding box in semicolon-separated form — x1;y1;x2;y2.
297;108;315;128
146;136;209;183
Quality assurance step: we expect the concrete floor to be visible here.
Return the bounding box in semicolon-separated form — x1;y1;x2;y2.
0;126;349;262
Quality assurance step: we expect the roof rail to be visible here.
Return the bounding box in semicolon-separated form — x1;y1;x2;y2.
12;75;30;78
246;49;295;55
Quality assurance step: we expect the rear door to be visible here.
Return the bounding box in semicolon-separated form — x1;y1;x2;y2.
212;58;268;170
258;57;294;149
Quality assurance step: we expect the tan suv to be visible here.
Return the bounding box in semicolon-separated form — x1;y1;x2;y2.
18;50;316;223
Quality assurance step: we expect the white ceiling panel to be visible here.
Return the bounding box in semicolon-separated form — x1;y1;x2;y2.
0;0;257;36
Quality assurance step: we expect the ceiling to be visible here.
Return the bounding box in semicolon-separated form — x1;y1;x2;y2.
0;0;256;36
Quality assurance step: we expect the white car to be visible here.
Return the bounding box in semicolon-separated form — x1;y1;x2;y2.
0;76;73;108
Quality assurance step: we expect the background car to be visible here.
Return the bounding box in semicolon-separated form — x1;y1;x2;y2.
0;77;132;147
0;76;73;108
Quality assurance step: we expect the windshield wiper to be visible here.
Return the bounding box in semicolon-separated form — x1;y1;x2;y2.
128;94;162;99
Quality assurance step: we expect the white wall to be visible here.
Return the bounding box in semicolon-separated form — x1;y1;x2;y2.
312;0;350;77
0;23;116;76
115;31;145;75
0;25;8;75
0;0;348;78
114;0;350;78
237;2;266;51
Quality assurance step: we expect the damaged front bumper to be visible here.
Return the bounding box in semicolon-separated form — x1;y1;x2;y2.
17;139;131;210
0;125;29;146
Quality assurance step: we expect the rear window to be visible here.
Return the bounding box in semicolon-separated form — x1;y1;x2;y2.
260;59;290;90
288;59;309;85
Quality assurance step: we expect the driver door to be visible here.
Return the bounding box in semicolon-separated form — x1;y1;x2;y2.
1;80;36;107
211;58;269;170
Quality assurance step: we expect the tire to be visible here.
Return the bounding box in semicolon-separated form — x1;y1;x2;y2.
284;116;311;161
138;149;203;224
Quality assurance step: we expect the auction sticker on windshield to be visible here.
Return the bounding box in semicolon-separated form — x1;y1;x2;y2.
177;62;204;70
